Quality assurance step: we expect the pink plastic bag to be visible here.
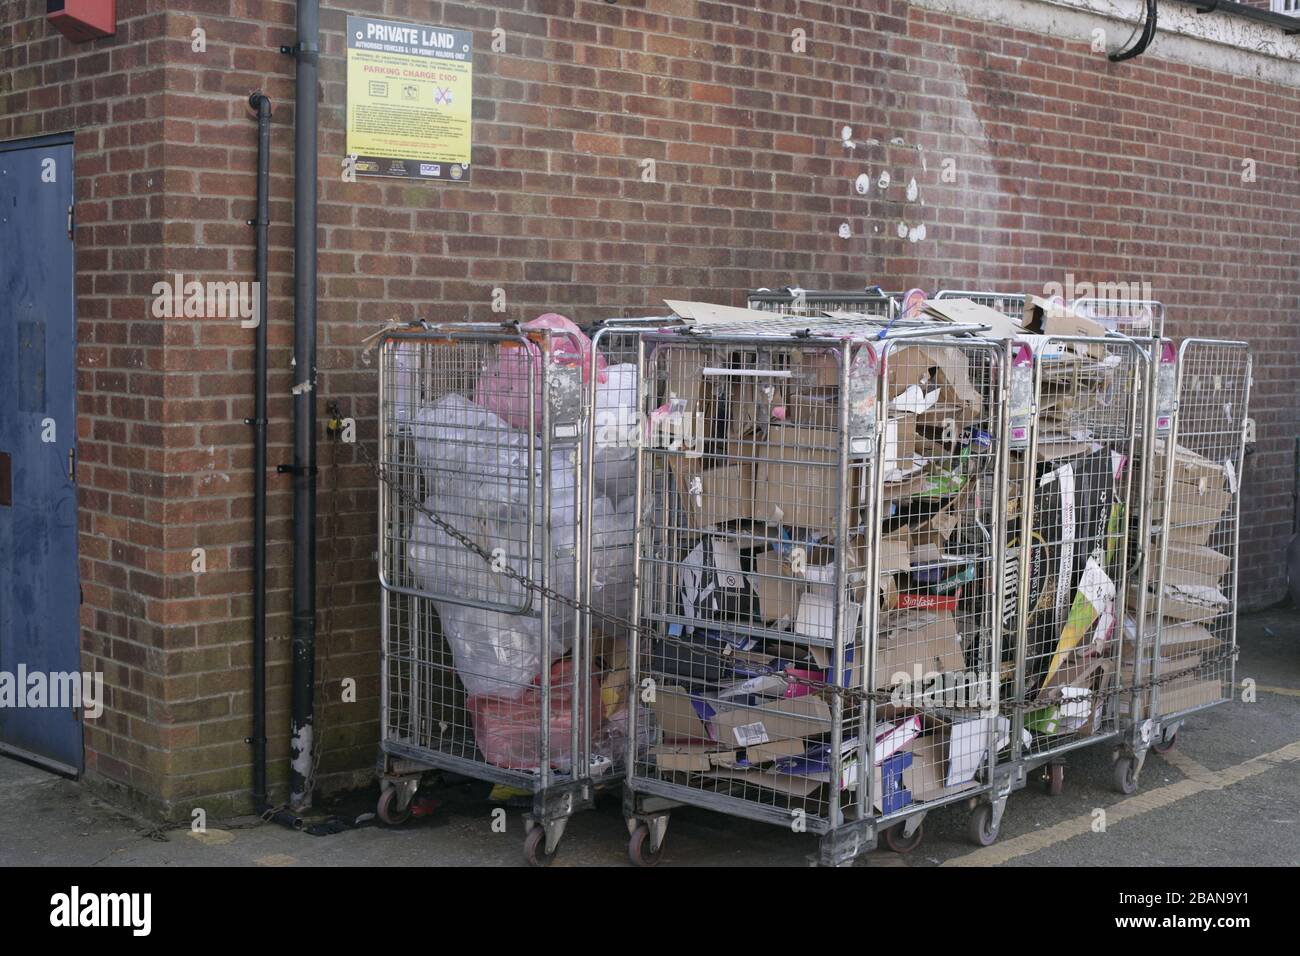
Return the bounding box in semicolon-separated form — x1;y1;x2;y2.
476;313;608;430
470;659;602;771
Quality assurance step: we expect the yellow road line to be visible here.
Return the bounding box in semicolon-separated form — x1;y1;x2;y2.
944;738;1300;867
1257;685;1300;698
1161;748;1213;782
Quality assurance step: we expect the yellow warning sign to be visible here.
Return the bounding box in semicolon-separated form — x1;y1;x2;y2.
345;15;473;181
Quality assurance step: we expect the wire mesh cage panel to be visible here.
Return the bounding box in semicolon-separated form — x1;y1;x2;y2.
377;324;597;861
870;336;1010;842
745;288;897;320
1064;299;1178;750
1070;297;1165;340
626;319;1013;863
1007;336;1144;767
1142;340;1250;730
581;321;667;783
933;290;1026;321
629;325;880;854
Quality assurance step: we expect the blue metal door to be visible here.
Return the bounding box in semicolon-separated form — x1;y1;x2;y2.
0;134;83;775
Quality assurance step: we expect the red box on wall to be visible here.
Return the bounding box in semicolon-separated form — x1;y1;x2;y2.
47;0;116;43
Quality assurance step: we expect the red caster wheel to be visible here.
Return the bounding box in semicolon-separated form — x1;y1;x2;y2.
524;825;558;867
376;786;412;826
882;821;924;853
628;823;665;867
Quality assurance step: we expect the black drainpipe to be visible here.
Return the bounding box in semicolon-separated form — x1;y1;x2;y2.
1108;0;1300;62
286;0;320;812
247;91;272;814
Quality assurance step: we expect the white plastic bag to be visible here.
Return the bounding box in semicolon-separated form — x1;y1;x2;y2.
408;394;531;522
589;495;636;622
592;363;639;500
406;505;577;699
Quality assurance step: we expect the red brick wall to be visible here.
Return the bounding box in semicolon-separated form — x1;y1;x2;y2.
1;0;177;809
5;0;1298;816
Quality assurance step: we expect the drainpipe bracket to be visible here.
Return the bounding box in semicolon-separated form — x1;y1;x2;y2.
277;464;319;477
280;42;321;61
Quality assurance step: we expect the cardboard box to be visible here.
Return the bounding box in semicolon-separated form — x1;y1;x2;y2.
1023;296;1108;359
806;638;864;692
745;737;810;765
1156;677;1223;715
665;299;777;326
711;695;832;749
786;385;839;429
752;550;805;627
727;378;788;439
681;462;755;529
1153;441;1231;492
652;685;717;745
880;529;912;575
882;414;919;474
653;745;738;773
1039;650;1111;697
923;297;1024;340
944;717;998;787
1158;503;1224;548
793;346;846;389
904;732;980;803
1040;656;1114;737
659;341;758;470
752;423;853;528
1121;652;1202;686
884;343;983;412
874;610;965;690
1163;543;1230;584
878;528;911;612
1157;569;1229;622
1153;618;1221;656
704;766;825;798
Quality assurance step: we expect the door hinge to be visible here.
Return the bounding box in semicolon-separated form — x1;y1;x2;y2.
68;447;76;482
67;203;74;241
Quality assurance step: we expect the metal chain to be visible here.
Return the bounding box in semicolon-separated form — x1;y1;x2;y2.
356;437;1240;715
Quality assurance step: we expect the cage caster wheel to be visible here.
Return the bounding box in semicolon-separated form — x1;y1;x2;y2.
524;825;558;867
1044;762;1065;797
376;786;412;826
967;804;1000;847
1151;730;1178;755
628;823;665;867
1112;754;1140;795
882;821;924;854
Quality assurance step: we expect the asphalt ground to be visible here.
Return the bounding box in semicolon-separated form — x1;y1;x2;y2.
2;608;1296;867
